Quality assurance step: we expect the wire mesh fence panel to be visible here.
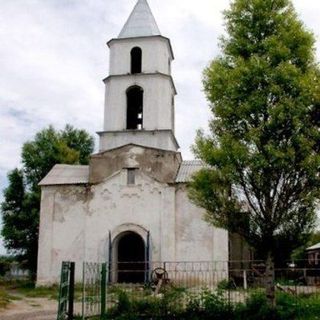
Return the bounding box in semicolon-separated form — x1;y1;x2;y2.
82;262;106;319
57;261;74;320
52;259;320;319
74;260;320;317
104;260;320;307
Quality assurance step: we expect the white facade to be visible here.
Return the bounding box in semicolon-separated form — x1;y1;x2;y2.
102;73;175;132
37;160;228;284
108;37;173;76
99;130;178;152
37;0;228;285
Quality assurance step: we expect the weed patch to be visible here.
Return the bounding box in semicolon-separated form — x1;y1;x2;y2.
0;289;20;309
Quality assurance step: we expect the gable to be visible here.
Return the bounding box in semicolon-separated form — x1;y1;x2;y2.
89;144;181;184
94;168;165;188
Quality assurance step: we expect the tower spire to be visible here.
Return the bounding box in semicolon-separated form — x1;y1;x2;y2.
118;0;161;39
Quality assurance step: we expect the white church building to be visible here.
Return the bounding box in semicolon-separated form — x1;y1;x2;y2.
37;0;230;285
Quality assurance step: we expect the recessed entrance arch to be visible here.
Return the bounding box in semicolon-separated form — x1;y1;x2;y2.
116;231;146;283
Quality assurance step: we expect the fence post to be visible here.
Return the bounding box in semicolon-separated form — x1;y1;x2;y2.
243;270;247;290
108;231;112;283
101;263;107;319
68;262;75;320
82;262;85;320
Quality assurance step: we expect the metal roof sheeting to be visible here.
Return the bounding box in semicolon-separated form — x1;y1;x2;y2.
306;242;320;251
118;0;161;39
39;160;205;186
175;160;205;183
39;164;89;186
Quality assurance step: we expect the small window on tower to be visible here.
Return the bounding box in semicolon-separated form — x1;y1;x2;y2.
131;47;142;74
127;168;136;185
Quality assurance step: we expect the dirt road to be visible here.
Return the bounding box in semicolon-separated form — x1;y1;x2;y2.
1;310;56;320
0;297;57;320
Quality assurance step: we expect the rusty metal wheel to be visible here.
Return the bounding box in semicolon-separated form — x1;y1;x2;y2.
151;267;168;284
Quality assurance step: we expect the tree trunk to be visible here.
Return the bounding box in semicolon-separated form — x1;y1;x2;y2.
265;252;275;306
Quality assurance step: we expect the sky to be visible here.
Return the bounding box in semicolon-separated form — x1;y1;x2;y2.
0;0;319;255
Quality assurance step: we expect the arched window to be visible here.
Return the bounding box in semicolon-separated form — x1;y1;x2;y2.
127;86;143;130
131;47;142;74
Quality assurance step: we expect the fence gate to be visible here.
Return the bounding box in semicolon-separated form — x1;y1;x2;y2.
57;261;75;320
82;262;107;319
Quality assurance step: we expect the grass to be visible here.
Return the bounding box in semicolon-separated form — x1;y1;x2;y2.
0;278;85;311
0;279;59;299
0;279;61;309
0;288;22;309
18;284;59;299
97;286;320;320
294;293;320;320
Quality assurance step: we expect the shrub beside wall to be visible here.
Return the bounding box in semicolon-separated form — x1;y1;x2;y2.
104;289;320;320
0;256;14;277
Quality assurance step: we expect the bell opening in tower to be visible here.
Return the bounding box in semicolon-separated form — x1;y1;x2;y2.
131;47;142;74
127;86;143;130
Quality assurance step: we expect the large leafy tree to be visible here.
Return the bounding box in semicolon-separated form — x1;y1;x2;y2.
1;125;94;276
188;0;320;303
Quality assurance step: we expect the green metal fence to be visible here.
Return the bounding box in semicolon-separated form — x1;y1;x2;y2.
82;262;107;319
57;260;320;319
57;261;75;320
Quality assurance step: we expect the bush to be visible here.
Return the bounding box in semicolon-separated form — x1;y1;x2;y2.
105;287;320;320
294;293;320;320
108;290;163;319
108;288;232;320
186;289;233;320
235;293;281;320
217;279;236;290
235;292;320;320
0;256;14;277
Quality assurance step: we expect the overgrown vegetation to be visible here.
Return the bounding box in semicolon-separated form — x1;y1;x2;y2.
101;288;320;320
0;279;59;309
0;256;15;277
12;282;59;300
188;0;320;304
1;125;94;276
0;288;21;309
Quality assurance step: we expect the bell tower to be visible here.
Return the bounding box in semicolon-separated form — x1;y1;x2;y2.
98;0;179;152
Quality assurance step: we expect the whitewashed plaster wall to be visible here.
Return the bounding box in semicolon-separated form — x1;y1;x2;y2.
108;37;173;76
37;186;88;285
84;169;176;265
103;74;175;132
175;185;229;264
37;170;175;284
98;130;178;152
37;172;228;285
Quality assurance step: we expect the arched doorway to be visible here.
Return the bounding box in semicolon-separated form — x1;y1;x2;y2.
117;231;146;283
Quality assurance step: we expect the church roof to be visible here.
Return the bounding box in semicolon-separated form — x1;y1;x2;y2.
39;164;89;186
175;160;205;183
39;161;205;186
118;0;161;39
306;242;320;251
